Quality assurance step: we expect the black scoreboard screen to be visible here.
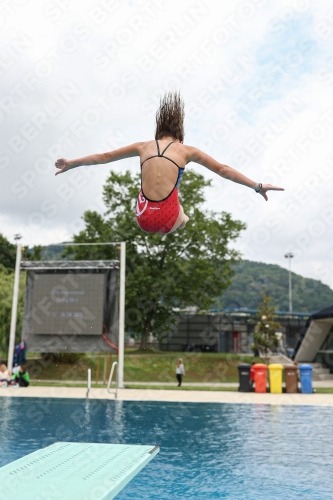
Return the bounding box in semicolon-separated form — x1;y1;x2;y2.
29;272;105;335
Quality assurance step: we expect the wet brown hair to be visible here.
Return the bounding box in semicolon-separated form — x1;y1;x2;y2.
155;91;185;142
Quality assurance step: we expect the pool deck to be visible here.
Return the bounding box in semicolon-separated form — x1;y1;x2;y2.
1;386;333;406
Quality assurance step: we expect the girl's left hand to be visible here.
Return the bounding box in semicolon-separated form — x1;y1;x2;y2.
259;184;284;201
55;158;71;176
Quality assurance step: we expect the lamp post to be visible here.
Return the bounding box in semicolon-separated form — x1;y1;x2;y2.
8;234;22;370
118;241;126;388
284;252;294;313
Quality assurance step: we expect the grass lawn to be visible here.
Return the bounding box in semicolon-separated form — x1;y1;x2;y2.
21;349;261;384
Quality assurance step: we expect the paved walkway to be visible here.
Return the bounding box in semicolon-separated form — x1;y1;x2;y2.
30;380;333;388
126;381;333;388
30;380;240;387
1;386;333;406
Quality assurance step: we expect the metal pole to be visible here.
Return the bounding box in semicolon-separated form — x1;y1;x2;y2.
118;241;126;388
288;257;292;313
115;363;118;400
8;242;22;370
284;253;293;313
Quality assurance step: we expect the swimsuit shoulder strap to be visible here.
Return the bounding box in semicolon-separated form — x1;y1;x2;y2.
141;141;177;168
155;139;174;156
160;142;173;156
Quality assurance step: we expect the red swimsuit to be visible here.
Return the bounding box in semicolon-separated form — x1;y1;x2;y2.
135;141;185;234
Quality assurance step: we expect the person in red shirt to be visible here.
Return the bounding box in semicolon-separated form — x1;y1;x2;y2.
250;362;256;391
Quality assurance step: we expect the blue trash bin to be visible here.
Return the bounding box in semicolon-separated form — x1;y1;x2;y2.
299;364;313;394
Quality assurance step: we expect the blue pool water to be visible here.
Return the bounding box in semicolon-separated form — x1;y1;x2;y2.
0;398;332;499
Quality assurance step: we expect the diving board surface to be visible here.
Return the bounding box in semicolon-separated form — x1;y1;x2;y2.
0;442;159;500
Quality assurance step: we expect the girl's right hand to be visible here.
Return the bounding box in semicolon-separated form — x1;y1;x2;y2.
55;158;71;176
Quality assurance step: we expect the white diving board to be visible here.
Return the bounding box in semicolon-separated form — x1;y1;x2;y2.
0;442;159;500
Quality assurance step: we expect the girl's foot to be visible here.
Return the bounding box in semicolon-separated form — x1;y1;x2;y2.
179;214;189;229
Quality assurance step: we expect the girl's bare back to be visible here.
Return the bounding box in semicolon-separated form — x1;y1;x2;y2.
138;139;189;201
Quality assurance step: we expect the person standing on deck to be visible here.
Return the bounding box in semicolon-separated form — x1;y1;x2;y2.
176;358;185;387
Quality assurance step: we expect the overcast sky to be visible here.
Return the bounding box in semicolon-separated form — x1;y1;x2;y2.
1;0;333;288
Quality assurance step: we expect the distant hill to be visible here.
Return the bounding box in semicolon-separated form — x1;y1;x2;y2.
40;244;67;260
216;260;333;313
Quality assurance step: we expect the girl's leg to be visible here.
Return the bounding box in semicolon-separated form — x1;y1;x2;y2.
168;205;189;233
176;374;181;386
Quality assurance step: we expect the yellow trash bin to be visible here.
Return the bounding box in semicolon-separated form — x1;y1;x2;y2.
268;364;283;393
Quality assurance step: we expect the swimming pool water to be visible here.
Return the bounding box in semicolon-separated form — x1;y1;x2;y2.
0;398;332;499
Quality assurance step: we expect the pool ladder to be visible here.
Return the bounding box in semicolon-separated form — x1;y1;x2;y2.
86;362;118;399
107;361;119;399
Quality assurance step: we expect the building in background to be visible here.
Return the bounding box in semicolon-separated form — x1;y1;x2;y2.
160;309;309;354
294;306;333;370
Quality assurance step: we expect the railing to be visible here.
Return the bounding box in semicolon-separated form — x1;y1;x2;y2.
107;361;118;399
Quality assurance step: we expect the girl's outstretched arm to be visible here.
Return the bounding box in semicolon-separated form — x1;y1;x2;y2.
55;143;141;176
188;147;284;201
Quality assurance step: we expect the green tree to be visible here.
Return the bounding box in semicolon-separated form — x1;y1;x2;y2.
65;170;246;348
0;233;16;269
23;245;43;261
0;266;25;354
252;294;282;355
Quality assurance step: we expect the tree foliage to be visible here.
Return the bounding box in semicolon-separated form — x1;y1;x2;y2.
252;294;282;355
65;169;246;348
23;245;43;261
0;266;25;354
0;233;16;269
0;234;24;354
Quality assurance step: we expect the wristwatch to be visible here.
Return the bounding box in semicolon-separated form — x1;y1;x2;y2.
255;183;262;193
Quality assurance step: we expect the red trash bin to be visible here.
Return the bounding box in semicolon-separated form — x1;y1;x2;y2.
252;364;268;393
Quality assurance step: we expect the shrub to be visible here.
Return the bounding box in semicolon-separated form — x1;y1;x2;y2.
41;352;85;364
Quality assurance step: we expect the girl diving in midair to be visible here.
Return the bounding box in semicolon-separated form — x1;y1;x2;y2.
55;92;284;234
